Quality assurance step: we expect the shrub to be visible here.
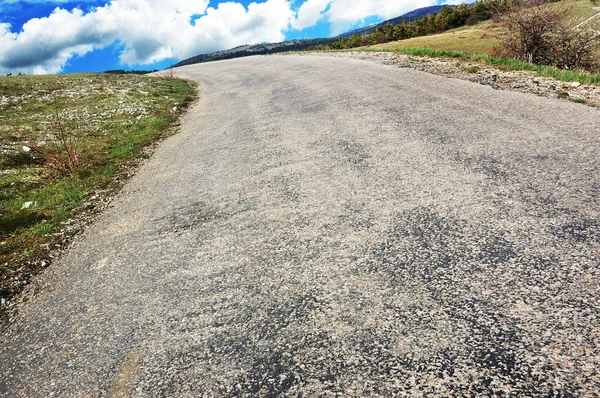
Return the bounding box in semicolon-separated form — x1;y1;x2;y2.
19;96;84;175
496;0;600;72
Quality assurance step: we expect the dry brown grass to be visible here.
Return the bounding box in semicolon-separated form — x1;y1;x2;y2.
368;0;598;57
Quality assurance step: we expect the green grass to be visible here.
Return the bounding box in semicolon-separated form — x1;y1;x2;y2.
382;47;600;85
0;73;196;306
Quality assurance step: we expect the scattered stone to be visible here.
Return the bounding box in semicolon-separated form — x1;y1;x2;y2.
21;201;36;209
301;52;599;108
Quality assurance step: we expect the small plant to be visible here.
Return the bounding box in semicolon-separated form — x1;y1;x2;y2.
19;96;83;175
556;90;570;99
572;98;587;104
158;60;177;80
467;66;480;73
158;67;176;80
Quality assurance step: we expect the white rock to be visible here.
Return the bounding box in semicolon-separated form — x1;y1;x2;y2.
21;201;36;209
571;82;581;88
22;145;31;152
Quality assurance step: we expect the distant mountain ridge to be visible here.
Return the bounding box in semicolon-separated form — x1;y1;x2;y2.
340;5;447;38
173;5;448;68
173;38;338;68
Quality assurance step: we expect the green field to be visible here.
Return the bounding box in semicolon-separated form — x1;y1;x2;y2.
0;73;196;308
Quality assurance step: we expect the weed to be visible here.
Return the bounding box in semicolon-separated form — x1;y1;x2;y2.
158;68;177;80
467;66;480;73
557;90;570;99
19;96;83;176
157;60;177;80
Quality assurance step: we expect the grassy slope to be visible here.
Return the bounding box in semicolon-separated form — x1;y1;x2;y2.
0;73;196;307
369;0;599;57
371;21;505;56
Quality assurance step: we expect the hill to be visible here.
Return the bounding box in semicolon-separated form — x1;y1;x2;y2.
340;5;446;38
370;0;599;56
173;5;448;68
173;38;337;68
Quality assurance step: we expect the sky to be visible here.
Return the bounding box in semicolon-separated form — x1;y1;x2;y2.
0;0;459;75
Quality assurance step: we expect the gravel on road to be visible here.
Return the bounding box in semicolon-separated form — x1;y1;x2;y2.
1;55;599;396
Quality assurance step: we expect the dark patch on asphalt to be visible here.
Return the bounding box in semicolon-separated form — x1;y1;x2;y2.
361;207;517;281
251;147;294;175
271;85;325;115
518;183;575;218
555;218;600;243
588;181;600;205
458;153;510;180
420;127;453;145
350;206;585;394
227;330;334;397
153;201;223;235
268;174;301;203
138;291;329;397
240;73;273;89
337;202;375;231
335;139;371;170
271;85;297;110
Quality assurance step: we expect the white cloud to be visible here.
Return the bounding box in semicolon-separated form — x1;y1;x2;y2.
292;0;330;30
0;0;293;74
0;0;461;75
328;0;434;23
292;0;445;35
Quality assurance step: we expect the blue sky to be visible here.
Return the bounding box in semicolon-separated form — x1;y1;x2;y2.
0;0;456;75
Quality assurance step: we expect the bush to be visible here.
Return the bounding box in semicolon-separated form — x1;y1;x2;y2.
496;0;600;72
18;96;85;176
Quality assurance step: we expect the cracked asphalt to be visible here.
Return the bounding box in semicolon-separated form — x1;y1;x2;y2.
1;55;600;396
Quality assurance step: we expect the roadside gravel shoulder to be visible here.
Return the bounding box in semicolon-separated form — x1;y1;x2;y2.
301;51;600;108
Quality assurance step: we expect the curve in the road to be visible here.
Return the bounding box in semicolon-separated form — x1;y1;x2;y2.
1;55;599;396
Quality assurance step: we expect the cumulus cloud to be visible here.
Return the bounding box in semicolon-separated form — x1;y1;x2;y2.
329;0;434;23
292;0;444;35
0;0;458;75
0;0;293;74
292;0;330;30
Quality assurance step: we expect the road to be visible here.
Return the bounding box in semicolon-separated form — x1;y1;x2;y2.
1;55;599;396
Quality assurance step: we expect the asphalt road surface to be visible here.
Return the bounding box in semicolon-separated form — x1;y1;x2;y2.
2;55;600;396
